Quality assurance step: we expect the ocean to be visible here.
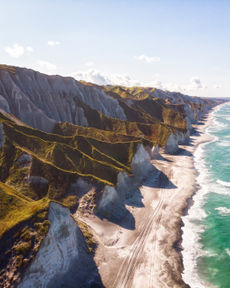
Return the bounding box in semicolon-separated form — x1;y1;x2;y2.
182;102;230;288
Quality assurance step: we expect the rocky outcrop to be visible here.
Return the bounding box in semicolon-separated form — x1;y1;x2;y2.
19;202;102;288
177;130;190;145
164;130;190;154
130;144;155;182
96;144;155;220
145;144;161;160
164;133;179;154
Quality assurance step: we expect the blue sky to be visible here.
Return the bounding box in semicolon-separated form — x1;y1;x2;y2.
0;0;230;98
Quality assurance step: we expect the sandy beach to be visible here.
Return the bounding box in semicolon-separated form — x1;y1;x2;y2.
75;109;216;288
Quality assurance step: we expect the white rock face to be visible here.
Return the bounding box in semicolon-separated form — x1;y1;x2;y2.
177;131;190;145
19;202;102;288
0;68;126;131
131;144;155;183
19;202;80;287
69;177;92;197
153;88;210;130
164;133;179;154
117;171;135;199
98;185;119;211
96;185;128;220
97;144;156;219
164;130;190;154
145;144;160;160
0;94;10;113
74;107;88;127
0;66;211;135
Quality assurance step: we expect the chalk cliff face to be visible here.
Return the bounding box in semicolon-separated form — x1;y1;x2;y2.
97;144;155;220
0;66;126;131
19;202;102;288
0;64;221;288
0;65;200;139
131;144;155;182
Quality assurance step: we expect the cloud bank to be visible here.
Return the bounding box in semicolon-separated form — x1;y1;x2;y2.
72;69;207;94
4;43;25;58
4;43;33;58
37;60;57;71
48;41;60;46
135;54;160;63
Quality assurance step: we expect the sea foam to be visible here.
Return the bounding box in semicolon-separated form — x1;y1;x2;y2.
216;179;230;188
181;107;222;288
181;141;213;288
215;207;230;215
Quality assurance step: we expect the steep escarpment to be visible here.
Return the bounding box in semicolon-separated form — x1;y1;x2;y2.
0;64;222;287
18;202;102;288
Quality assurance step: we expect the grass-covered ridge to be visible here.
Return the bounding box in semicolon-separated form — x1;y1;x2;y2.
0;181;49;237
0;106;152;286
103;85;188;130
0;64;16;74
1;115;140;186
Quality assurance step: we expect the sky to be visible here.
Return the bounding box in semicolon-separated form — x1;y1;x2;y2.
0;0;230;98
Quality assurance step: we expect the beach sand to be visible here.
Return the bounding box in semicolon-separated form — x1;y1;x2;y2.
76;110;215;288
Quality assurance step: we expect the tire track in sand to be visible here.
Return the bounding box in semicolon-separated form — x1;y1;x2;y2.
112;189;165;288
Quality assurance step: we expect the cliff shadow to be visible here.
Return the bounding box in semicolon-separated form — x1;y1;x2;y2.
175;147;193;157
94;168;177;231
125;187;145;208
96;203;136;230
143;170;177;189
152;153;173;162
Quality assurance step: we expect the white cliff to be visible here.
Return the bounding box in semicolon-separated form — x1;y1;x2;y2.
145;144;161;160
97;144;156;219
19;202;102;288
0;68;126;131
164;133;179;154
0;66;211;135
131;144;155;182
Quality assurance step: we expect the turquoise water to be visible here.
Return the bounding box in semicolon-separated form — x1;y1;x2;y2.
182;102;230;288
198;103;230;288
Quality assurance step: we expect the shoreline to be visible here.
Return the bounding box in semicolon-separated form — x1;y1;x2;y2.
153;107;217;287
180;102;228;288
177;111;216;288
76;104;223;288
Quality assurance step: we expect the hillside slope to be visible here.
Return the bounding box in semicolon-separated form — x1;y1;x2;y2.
0;64;221;288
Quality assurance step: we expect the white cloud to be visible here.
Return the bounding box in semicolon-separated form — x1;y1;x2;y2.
37;60;57;71
135;54;160;63
4;43;24;58
190;77;205;89
48;41;60;46
213;84;221;89
26;46;34;52
71;69;141;86
71;69;208;96
163;77;207;94
4;43;34;58
85;61;94;67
